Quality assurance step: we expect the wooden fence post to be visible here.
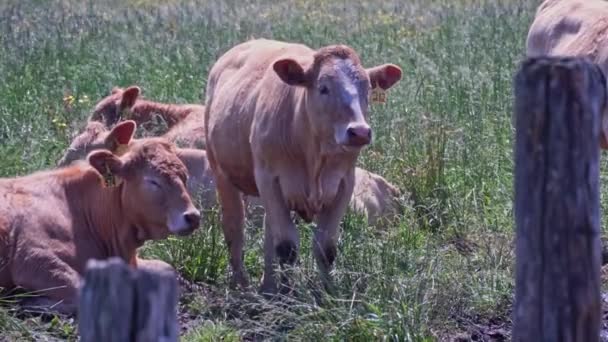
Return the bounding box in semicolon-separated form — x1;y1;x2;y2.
513;56;606;341
78;257;179;342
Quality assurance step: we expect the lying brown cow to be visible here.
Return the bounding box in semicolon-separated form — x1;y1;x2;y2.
204;38;402;293
58;121;402;227
526;0;608;147
58;120;217;211
90;85;205;145
0;122;200;314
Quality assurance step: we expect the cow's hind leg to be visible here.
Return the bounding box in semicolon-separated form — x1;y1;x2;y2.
313;173;355;292
214;171;249;289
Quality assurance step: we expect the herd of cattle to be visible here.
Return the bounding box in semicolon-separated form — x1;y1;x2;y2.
0;0;607;317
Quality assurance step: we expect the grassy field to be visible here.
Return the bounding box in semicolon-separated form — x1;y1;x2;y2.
0;0;585;340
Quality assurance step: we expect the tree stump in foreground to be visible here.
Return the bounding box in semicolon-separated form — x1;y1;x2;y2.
78;258;178;342
513;56;606;342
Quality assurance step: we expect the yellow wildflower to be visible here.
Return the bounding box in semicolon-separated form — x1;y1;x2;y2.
63;95;75;106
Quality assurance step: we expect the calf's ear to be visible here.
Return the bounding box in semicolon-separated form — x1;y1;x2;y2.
367;64;402;90
88;150;124;178
104;120;136;155
120;86;140;109
273;59;311;86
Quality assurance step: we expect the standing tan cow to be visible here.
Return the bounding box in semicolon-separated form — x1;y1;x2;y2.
526;0;608;148
204;38;402;293
0;123;200;314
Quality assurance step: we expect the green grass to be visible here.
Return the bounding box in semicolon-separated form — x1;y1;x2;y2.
0;0;549;340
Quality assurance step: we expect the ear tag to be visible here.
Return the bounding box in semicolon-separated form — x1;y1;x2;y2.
102;163;122;188
114;141;129;156
370;86;387;104
121;108;133;119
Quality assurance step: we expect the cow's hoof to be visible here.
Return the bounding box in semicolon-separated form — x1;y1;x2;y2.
259;277;278;298
319;273;336;295
229;271;250;290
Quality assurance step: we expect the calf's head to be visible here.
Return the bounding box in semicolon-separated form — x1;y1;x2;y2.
58;120;135;167
90;85;141;127
88;137;200;239
272;45;401;150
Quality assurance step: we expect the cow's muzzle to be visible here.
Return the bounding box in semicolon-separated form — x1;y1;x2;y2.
346;124;372;147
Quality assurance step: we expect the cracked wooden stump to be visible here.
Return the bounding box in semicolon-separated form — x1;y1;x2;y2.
513;56;606;342
78;257;178;342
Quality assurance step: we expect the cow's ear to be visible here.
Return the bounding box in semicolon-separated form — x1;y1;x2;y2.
120;86;140;109
88;150;124;179
273;59;311;86
105;120;136;155
367;64;402;90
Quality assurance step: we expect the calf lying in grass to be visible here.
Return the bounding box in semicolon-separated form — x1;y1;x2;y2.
58;120;217;211
59;120;403;227
0;122;200;315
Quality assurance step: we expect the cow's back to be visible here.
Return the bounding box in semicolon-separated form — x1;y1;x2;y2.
0;176;72;288
526;0;608;74
163;107;206;149
204;39;314;195
350;168;401;226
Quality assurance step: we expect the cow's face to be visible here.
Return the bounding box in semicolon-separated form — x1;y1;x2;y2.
58;120;135;167
91;86;140;127
88;138;200;241
272;46;401;151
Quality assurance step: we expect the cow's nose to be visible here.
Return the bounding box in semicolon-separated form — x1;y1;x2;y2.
184;210;201;230
347;124;372;146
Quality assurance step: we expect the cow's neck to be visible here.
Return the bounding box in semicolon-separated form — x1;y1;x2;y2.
293;93;360;206
131;100;189;127
62;168;139;265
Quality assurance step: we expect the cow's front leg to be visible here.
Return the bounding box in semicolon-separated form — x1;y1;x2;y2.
214;170;249;289
313;172;355;292
255;169;298;296
12;253;80;316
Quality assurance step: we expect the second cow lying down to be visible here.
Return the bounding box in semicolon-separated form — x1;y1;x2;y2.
0;126;200;314
89;85;205;148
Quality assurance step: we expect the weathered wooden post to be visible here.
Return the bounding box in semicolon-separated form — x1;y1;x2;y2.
513;56;606;341
78;258;179;342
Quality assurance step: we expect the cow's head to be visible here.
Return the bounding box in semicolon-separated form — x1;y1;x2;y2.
58;120;135;167
272;45;401;152
90;85;140;127
87;137;200;239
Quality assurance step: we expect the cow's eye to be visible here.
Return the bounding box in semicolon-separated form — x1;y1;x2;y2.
146;179;162;190
319;85;330;95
